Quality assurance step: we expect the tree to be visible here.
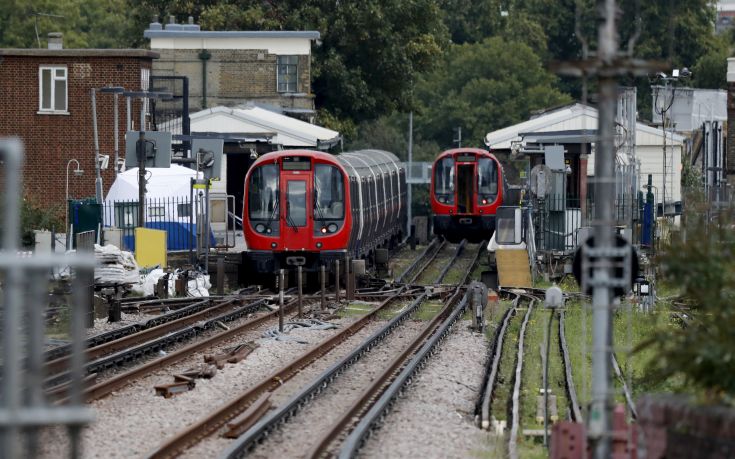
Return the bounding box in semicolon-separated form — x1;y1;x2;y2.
413;37;571;149
691;35;730;90
0;0;132;48
127;0;448;122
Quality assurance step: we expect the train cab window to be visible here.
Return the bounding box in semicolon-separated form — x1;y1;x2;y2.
248;164;279;220
314;164;344;219
287;181;307;227
434;157;455;204
477;158;498;204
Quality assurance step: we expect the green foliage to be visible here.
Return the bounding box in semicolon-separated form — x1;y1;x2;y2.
413;37;571;148
0;0;133;48
652;214;735;402
691;35;730;89
0;199;63;248
128;0;447;121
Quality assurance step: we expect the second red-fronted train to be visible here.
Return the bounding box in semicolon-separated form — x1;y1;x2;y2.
430;148;506;242
243;149;406;275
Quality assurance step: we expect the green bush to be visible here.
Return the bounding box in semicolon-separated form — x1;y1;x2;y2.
0;199;64;248
650;210;735;404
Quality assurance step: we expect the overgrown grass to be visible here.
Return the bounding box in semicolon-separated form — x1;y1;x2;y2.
443;243;481;285
388;244;425;281
413;243;455;285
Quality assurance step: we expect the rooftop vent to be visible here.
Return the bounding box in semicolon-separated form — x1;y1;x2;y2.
148;15;162;31
48;32;63;50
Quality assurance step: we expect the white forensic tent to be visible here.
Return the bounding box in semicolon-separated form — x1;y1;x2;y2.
104;165;210;251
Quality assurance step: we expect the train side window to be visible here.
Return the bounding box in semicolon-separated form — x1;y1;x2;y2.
249;164;279;220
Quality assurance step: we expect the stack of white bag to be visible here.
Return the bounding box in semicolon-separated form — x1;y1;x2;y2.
94;244;141;285
141;268;211;297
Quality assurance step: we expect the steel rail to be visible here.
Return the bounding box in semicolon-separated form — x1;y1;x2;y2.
509;297;535;459
311;288;467;458
433;239;467;284
313;241;485;458
395;237;440;284
611;353;638;420
559;310;584;422
336;289;469;458
45;297;244;375
67;297;297;403
406;239;446;285
218;292;431;459
46;297;268;390
477;295;519;429
43;298;215;362
145;291;409;459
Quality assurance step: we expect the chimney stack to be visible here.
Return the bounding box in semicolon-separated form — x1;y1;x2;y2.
48;32;63;50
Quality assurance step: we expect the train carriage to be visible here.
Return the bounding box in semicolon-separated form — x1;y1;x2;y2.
243;149;406;275
430;148;505;242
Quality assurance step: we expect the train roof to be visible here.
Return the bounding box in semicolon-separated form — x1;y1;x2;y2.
434;148;498;162
249;149;403;180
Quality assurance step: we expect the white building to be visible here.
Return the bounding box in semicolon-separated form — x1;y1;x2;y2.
484;103;685;205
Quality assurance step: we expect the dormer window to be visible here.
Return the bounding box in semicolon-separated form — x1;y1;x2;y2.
38;65;68;113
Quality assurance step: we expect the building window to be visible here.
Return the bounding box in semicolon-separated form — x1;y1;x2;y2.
39;66;68;113
277;55;298;93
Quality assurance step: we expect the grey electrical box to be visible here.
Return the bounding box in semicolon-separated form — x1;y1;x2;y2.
544;145;565;171
192;138;224;180
124;131;172;169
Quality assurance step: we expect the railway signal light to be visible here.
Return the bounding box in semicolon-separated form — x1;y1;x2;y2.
571;234;639;296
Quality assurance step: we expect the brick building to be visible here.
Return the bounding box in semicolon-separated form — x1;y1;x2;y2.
145;17;320;117
0;38;158;212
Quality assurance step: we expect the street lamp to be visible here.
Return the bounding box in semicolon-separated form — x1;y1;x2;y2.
543;285;563;449
652;68;691;217
66;159;84;245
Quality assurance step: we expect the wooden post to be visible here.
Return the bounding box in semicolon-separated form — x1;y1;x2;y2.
278;269;285;332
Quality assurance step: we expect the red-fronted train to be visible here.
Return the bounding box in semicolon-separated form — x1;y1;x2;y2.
242;149;406;276
430;148;506;243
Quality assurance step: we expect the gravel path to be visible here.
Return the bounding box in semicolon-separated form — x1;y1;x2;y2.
359;320;490;458
39;312;359;458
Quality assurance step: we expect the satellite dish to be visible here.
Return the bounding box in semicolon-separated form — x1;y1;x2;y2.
530;164;552;199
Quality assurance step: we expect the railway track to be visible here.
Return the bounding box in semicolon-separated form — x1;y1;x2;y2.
145;240;479;458
558;309;583;422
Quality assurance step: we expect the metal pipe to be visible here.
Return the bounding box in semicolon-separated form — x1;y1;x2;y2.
298;266;303;318
278;269;285;332
126;96;132;131
91;88;103;204
320;265;326;311
0;138;23;458
198;50;211;109
113;92;119;176
335;259;340;303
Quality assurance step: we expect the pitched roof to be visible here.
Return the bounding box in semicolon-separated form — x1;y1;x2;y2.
484;103;684;149
189;105;340;148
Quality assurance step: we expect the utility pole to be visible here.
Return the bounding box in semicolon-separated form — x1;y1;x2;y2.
407;111;413;237
90;89;103;204
587;2;618;456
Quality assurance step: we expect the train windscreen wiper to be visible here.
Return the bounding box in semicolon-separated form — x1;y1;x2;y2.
314;189;327;221
265;194;279;229
285;200;299;233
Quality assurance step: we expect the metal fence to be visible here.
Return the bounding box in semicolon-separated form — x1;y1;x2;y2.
533;195;638;252
1;138;95;457
101;196;211;252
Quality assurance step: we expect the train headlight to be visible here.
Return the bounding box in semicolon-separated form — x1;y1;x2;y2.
316;242;323;248
255;223;266;233
438;196;445;203
266;227;272;234
321;226;328;234
482;198;488;205
327;223;338;233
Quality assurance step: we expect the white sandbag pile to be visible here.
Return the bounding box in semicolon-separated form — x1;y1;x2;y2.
94;244;140;285
141;268;211;297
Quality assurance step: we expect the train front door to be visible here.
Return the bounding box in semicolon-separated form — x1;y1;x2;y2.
456;163;475;214
281;176;312;250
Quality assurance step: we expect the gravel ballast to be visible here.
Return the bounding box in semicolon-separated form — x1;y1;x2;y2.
40;313;362;458
359;320;490;458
